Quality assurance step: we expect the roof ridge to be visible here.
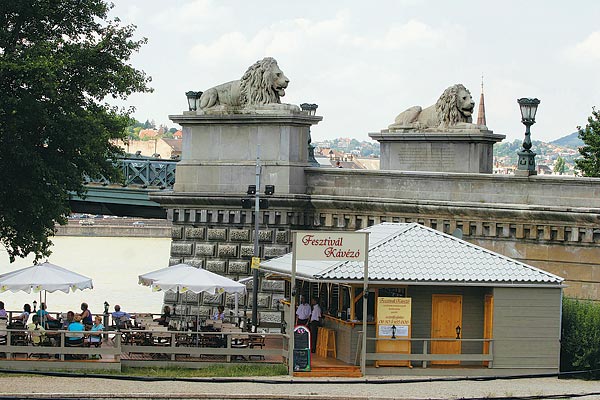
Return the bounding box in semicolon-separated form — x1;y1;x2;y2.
413;224;564;282
317;223;417;278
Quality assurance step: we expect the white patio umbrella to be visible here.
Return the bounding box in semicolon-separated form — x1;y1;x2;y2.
0;261;93;322
139;263;246;295
0;261;93;294
139;263;246;328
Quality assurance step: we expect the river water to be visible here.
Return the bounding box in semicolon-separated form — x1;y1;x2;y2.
0;236;171;317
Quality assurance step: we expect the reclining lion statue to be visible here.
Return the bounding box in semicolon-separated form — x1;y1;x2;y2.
390;84;476;130
199;57;290;110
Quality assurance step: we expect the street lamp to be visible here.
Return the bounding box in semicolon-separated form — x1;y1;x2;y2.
185;91;203;111
300;103;320;167
516;97;540;175
242;147;275;332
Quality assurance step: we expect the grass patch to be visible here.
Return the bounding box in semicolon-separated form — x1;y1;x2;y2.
121;364;288;378
0;364;288;378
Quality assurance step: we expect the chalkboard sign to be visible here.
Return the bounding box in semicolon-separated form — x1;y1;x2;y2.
294;326;310;350
293;349;311;372
293;325;311;371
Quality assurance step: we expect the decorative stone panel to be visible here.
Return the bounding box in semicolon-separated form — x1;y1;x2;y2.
171;227;183;239
276;231;288;243
174;304;187;314
228;261;249;274
195;244;215;257
202;293;223;305
207;228;227;241
271;294;285;309
264;246;287;257
164;292;178;302
185;227;205;240
169;257;182;266
218;244;238;258
259;311;283;324
240;245;254;257
182;292;200;302
225;293;246;306
189;305;211;318
230;229;250;241
261;280;285;292
258;229;273;242
183;258;203;268
205;260;226;273
171;242;193;256
244;278;255;290
248;293;271;308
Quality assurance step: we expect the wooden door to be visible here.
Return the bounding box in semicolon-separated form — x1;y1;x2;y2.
431;294;462;365
483;294;493;366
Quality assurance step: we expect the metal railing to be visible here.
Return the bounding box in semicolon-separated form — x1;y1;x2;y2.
84;158;178;189
0;328;285;365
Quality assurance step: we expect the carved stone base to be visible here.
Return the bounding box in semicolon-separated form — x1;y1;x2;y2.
169;112;321;194
370;128;505;173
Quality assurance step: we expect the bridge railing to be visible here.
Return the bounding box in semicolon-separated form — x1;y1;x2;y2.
84;158;178;189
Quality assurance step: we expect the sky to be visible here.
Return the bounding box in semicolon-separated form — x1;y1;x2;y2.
109;0;600;143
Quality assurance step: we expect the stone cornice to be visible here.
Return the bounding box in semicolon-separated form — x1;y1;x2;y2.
169;112;322;126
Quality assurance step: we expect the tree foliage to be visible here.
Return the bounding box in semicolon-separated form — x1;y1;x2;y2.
0;0;152;262
575;107;600;177
553;156;566;175
561;297;600;376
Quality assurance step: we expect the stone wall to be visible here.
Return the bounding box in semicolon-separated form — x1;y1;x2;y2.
165;205;314;323
304;168;600;299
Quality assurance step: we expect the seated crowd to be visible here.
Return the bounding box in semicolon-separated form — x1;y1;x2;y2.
0;301;245;350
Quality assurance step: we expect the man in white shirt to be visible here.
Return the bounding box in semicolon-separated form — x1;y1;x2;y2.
295;295;311;325
309;297;322;353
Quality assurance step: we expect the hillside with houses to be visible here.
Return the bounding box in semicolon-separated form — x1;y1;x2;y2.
116;120;584;175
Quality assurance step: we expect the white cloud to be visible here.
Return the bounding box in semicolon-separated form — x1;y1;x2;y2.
374;20;464;50
564;31;600;62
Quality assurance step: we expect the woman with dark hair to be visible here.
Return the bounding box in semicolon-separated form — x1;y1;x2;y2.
11;303;31;325
78;302;93;326
154;305;171;327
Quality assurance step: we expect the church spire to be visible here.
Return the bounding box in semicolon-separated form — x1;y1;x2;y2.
477;75;487;126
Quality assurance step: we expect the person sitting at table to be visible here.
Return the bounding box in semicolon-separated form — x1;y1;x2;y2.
111;305;131;329
62;310;75;329
154;305;171;327
0;301;7;319
85;315;104;346
212;305;225;321
66;315;85;346
11;303;31;326
36;302;56;326
27;314;47;345
78;302;93;326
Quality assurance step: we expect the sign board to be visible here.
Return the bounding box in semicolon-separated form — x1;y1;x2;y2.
294;231;367;261
376;297;412;367
294;326;310;350
293;325;311;371
250;256;260;270
293;349;310;372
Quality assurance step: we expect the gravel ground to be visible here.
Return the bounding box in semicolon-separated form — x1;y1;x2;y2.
0;375;599;399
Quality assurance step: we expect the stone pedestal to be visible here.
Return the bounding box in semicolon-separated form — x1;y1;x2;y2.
369;127;505;173
169;110;322;194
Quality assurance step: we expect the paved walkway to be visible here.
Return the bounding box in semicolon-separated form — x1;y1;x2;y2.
0;375;599;399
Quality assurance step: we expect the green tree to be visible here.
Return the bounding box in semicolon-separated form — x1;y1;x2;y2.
575;107;600;177
0;0;152;262
554;156;566;175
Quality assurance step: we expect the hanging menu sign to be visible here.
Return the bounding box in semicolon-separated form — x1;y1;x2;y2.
294;231;367;261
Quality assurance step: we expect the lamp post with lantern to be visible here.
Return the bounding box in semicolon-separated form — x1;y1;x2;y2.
516;98;540;176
